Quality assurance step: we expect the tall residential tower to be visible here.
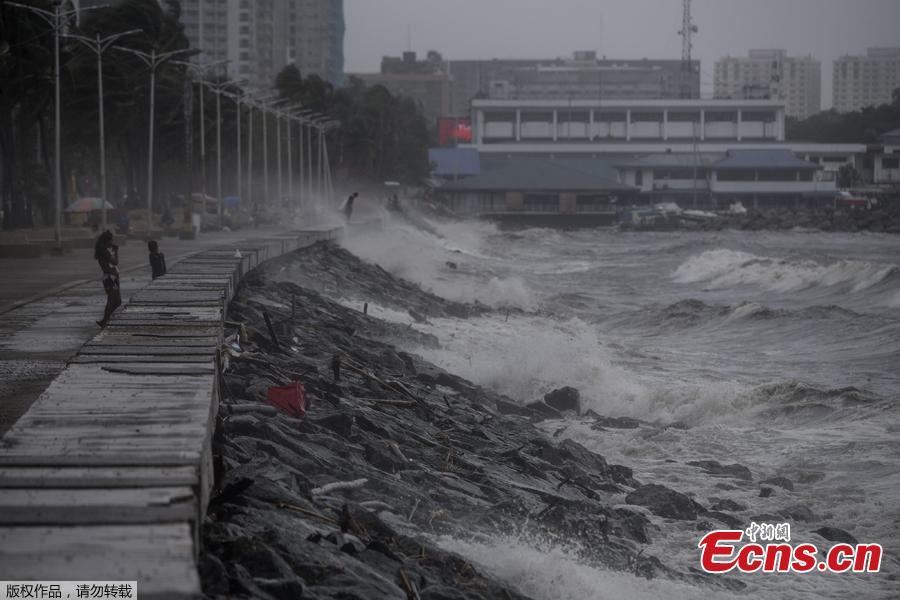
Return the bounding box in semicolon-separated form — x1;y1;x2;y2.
178;0;344;87
714;50;821;120
833;48;900;113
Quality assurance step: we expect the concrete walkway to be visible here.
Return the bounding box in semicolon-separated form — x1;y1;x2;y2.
0;228;339;599
0;226;298;436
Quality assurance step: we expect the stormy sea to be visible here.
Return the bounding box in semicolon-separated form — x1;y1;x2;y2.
204;214;900;600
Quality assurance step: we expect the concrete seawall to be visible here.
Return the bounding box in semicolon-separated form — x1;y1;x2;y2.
0;228;340;598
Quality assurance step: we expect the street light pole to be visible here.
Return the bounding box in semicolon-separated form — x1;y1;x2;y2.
64;29;141;231
276;112;282;205
115;46;195;236
262;106;269;205
203;79;231;228
286;117;293;214
53;4;61;245
247;103;253;207
306;123;313;201
172;59;227;224
9;1;94;250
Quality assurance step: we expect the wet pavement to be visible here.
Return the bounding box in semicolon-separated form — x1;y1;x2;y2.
0;227;291;435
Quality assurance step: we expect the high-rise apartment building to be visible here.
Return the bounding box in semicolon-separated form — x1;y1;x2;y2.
287;0;345;86
178;0;344;88
714;50;821;120
833;48;900;113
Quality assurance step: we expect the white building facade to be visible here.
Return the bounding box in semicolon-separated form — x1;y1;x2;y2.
451;98;875;210
471;98;788;149
714;50;821;120
833;48;900;113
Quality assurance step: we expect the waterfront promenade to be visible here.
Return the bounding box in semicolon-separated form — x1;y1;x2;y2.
0;227;340;598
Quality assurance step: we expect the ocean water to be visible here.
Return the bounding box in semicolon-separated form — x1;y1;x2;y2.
339;215;900;599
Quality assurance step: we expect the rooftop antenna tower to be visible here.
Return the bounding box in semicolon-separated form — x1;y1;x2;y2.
678;0;698;99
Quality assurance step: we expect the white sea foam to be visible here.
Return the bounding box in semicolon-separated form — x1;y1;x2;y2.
431;533;743;600
673;249;897;293
339;214;538;309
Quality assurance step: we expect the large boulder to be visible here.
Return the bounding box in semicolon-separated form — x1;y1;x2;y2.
760;476;794;491
544;386;582;414
687;460;752;481
626;484;699;520
814;526;857;545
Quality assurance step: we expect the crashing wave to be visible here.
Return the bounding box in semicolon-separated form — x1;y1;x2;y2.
673;249;898;293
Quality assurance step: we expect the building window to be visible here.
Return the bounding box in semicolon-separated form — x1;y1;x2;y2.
884;157;900;169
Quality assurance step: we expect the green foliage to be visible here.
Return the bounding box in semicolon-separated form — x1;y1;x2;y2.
0;0;57;227
275;68;433;184
787;98;900;143
837;164;862;189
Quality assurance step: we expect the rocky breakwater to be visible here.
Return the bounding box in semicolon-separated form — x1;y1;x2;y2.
200;243;743;599
697;205;900;233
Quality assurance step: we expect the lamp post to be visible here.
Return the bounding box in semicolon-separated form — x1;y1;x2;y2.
172;59;228;220
277;104;304;216
63;29;141;231
114;46;195;236
202;78;233;228
9;1;103;250
250;95;284;207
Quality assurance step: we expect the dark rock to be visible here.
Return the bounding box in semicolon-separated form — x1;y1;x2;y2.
495;398;535;417
310;413;354;438
591;415;641;429
814;526;858;545
364;442;399;472
707;511;743;529
759;486;775;498
778;504;816;522
254;577;306;600
559;439;610;475
198;552;229;596
340;534;366;556
749;513;782;523
524;400;563;420
711;498;748;512
687;460;752;481
226;537;296;580
543;386;581;414
397;351;417;374
420;586;480;600
760;476;795;491
626;484;698;520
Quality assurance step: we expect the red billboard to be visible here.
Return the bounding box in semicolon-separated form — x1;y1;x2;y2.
438;117;472;146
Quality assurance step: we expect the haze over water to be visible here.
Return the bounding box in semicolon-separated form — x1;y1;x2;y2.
340;217;900;599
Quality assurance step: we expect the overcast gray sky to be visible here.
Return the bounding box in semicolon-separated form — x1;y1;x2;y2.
344;0;900;108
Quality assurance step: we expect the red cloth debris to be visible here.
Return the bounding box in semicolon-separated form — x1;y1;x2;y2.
265;380;307;419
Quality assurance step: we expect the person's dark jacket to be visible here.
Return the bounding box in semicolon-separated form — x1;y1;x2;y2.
149;251;167;279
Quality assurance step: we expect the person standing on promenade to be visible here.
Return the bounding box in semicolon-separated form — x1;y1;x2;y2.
148;240;167;280
342;192;358;223
94;230;121;327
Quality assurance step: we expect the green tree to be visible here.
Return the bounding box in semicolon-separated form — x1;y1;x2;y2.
275;67;434;184
787;100;900;143
0;0;57;228
837;164;861;189
68;0;192;209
